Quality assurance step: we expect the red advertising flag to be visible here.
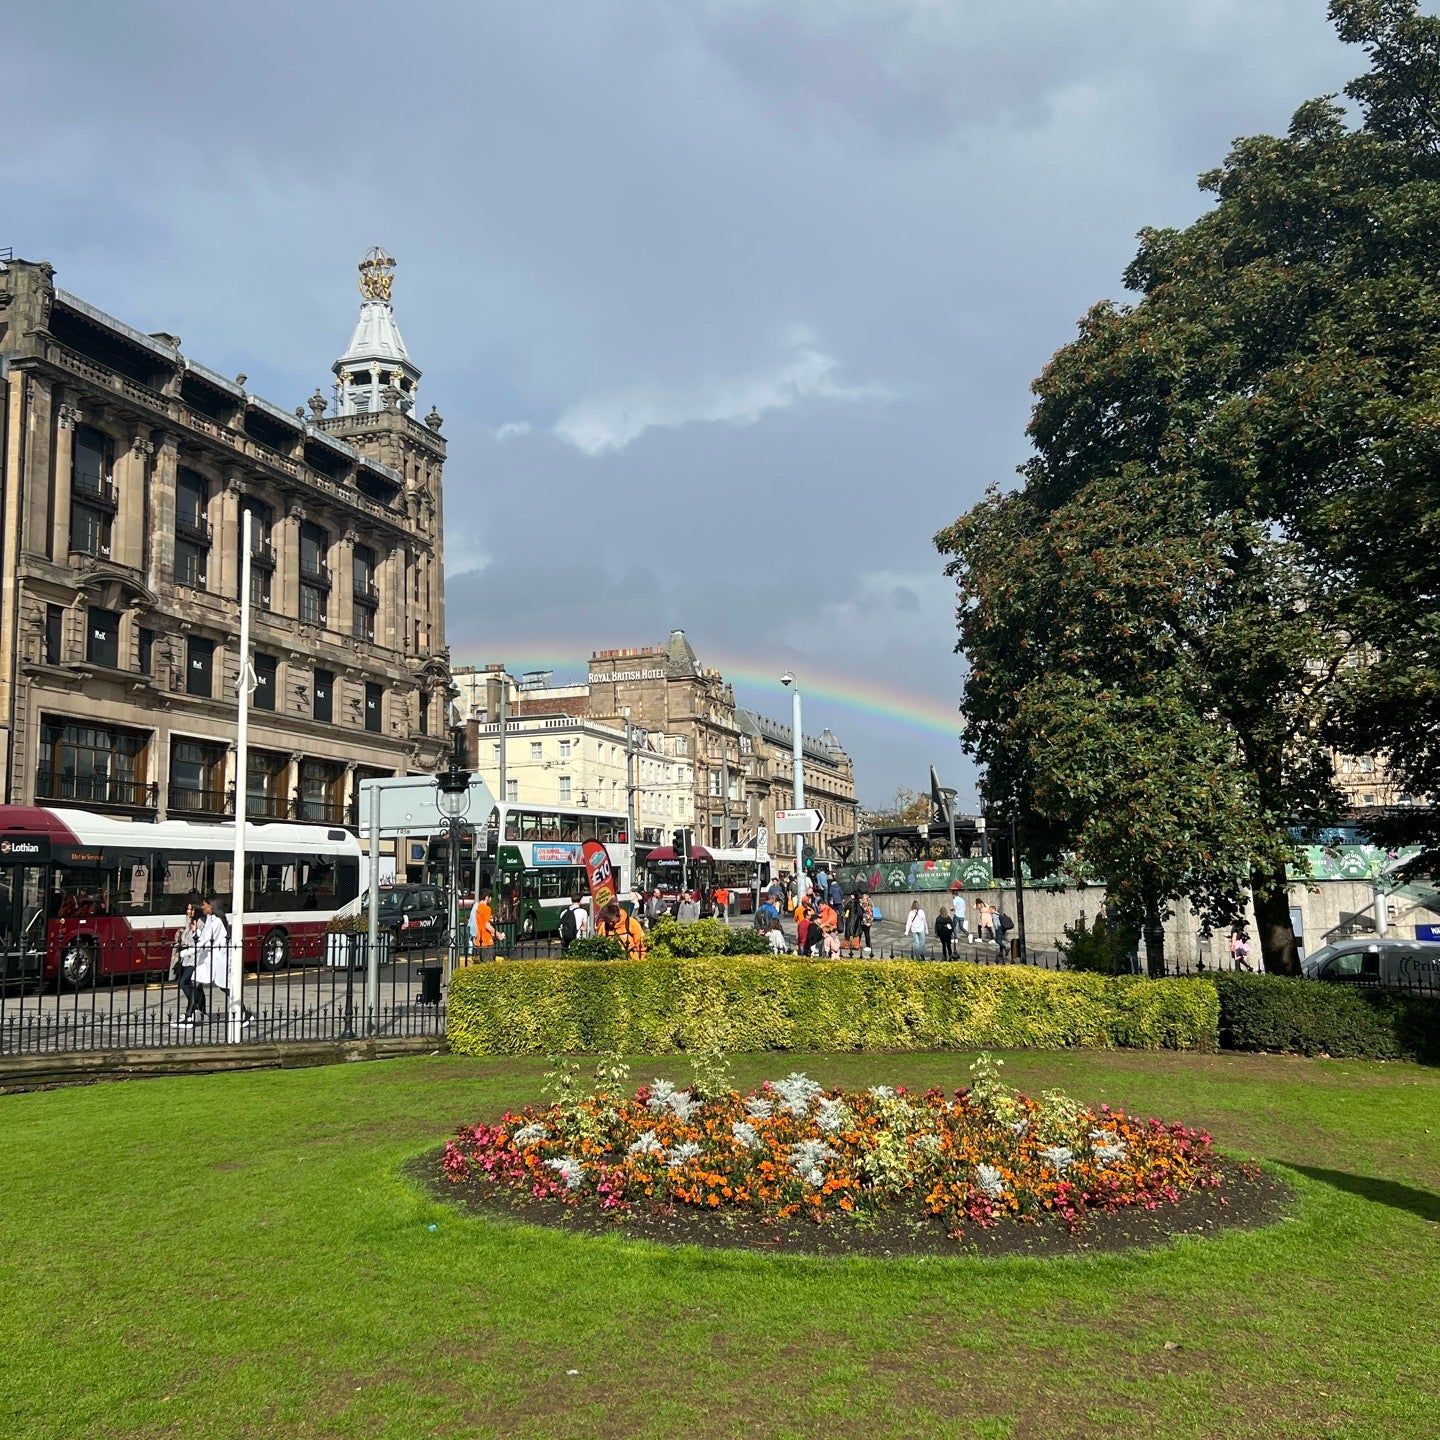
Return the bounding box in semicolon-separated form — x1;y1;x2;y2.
582;839;616;913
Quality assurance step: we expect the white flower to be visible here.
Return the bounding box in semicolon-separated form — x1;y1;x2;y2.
666;1090;702;1122
1089;1129;1126;1163
771;1073;824;1117
743;1096;774;1120
868;1085;897;1100
731;1120;763;1150
816;1098;851;1134
974;1163;1005;1199
544;1156;585;1191
627;1130;663;1157
1008;1117;1029;1137
511;1122;548;1147
646;1079;677;1113
911;1132;942;1156
788;1138;837;1187
1040;1145;1075;1174
665;1140;704;1168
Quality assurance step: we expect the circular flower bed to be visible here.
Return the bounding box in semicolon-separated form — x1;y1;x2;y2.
438;1057;1257;1246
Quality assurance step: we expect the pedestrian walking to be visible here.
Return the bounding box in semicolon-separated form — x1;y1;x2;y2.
470;889;495;960
171;900;204;1027
196;896;254;1027
858;893;874;957
828;876;844;912
935;906;956;961
713;885;730;924
678;890;701;922
974;898;993;945
558;895;589;951
952;891;969;944
1229;929;1253;971
904;901;929;959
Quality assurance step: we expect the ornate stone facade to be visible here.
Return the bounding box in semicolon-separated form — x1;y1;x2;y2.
0;254;452;825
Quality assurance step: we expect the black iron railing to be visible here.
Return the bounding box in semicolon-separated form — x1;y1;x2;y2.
167;784;231;817
73;477;119;512
37;771;157;811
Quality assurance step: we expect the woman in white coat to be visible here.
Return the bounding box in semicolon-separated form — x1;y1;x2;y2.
904;901;929;959
195;896;254;1027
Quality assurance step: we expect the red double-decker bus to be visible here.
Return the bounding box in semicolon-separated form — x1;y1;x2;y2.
0;806;362;988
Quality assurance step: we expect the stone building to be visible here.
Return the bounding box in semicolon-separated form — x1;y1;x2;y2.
0;249;452;825
459;633;859;859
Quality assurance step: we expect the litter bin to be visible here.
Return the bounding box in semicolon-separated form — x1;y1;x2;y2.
417;964;443;1006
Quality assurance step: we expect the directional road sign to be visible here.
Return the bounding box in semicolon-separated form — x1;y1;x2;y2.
774;808;825;835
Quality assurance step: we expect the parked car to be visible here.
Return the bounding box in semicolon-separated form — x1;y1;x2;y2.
1301;937;1440;990
371;885;449;952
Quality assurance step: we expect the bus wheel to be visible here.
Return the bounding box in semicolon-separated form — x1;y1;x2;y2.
59;937;97;990
260;929;290;971
522;911;537;939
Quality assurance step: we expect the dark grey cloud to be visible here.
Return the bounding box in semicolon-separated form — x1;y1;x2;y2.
3;1;1360;804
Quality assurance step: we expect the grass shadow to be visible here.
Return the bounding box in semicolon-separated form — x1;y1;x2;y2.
1284;1164;1440;1223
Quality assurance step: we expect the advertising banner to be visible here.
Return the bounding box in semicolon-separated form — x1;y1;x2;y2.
534;843;583;867
582;839;617;913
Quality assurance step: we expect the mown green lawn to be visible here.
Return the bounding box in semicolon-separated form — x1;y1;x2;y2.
2;1050;1437;1440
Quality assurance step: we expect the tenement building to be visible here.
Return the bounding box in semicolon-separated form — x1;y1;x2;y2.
456;632;859;859
0;249;452;825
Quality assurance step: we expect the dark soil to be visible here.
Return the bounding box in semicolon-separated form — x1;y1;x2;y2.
410;1151;1295;1260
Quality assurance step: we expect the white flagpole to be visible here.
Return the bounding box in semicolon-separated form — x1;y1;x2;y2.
229;508;254;1044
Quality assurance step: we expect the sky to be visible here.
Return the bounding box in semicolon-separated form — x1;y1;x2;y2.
3;1;1366;808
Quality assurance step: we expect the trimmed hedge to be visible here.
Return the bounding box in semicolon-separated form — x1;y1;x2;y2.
447;957;1219;1056
1212;973;1440;1063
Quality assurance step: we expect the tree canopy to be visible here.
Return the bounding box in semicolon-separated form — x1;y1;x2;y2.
937;0;1440;972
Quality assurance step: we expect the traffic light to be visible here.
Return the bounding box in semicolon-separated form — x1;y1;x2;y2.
802;845;817;873
673;828;691;858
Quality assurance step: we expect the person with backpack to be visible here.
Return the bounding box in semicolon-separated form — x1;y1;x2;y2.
558;895;589;951
934;906;956;961
995;910;1016;958
196;895;254;1027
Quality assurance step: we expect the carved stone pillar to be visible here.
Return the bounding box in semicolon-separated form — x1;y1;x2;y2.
114;428;153;569
216;476;242;601
385;544;406;653
50;392;77;562
275;504;303;619
148;435;180;593
334;529;356;639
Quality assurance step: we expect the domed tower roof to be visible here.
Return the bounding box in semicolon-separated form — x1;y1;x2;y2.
332;247;421;417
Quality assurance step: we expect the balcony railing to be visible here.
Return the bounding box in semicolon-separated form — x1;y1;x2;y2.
249;537;276;571
246;791;290;820
72;476;119;513
293;794;347;825
299;557;332;588
167;783;231;817
176;512;212;544
353;575;379;605
37;770;157;811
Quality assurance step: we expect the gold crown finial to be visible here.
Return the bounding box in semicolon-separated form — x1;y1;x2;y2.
358;246;395;303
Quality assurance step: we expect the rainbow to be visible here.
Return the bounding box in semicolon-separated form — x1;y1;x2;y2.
451;640;965;743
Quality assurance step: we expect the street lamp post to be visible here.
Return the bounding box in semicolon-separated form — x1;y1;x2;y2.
435;726;472;978
781;672;803;891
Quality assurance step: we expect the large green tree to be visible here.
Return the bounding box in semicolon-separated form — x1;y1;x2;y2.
939;1;1440;972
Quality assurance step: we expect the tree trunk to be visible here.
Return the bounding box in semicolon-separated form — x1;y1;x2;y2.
1250;864;1300;975
1142;893;1166;977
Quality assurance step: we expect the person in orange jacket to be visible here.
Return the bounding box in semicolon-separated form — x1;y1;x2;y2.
817;902;841;957
598;903;646;959
469;888;495;960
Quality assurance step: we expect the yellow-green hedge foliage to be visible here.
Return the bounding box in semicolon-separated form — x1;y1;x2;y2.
446;957;1219;1056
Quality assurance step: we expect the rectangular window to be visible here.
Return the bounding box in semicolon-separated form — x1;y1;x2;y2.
364;682;382;734
86;608;120;669
529;742;542;762
505;779;518;803
45;605;63;665
168;738;227;815
186;637;214;698
559;739;572;759
73;425;112;499
558;775;571;802
69;503;111;559
351;604;374;641
246;751;288;819
175;468;210;538
175;537;207;589
250;569;273;612
39;717;150;808
138;627;154;678
314;668;333;724
417;693;429;735
300;583;327;626
300;522;329;583
242;498;274;611
254;653;277;712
